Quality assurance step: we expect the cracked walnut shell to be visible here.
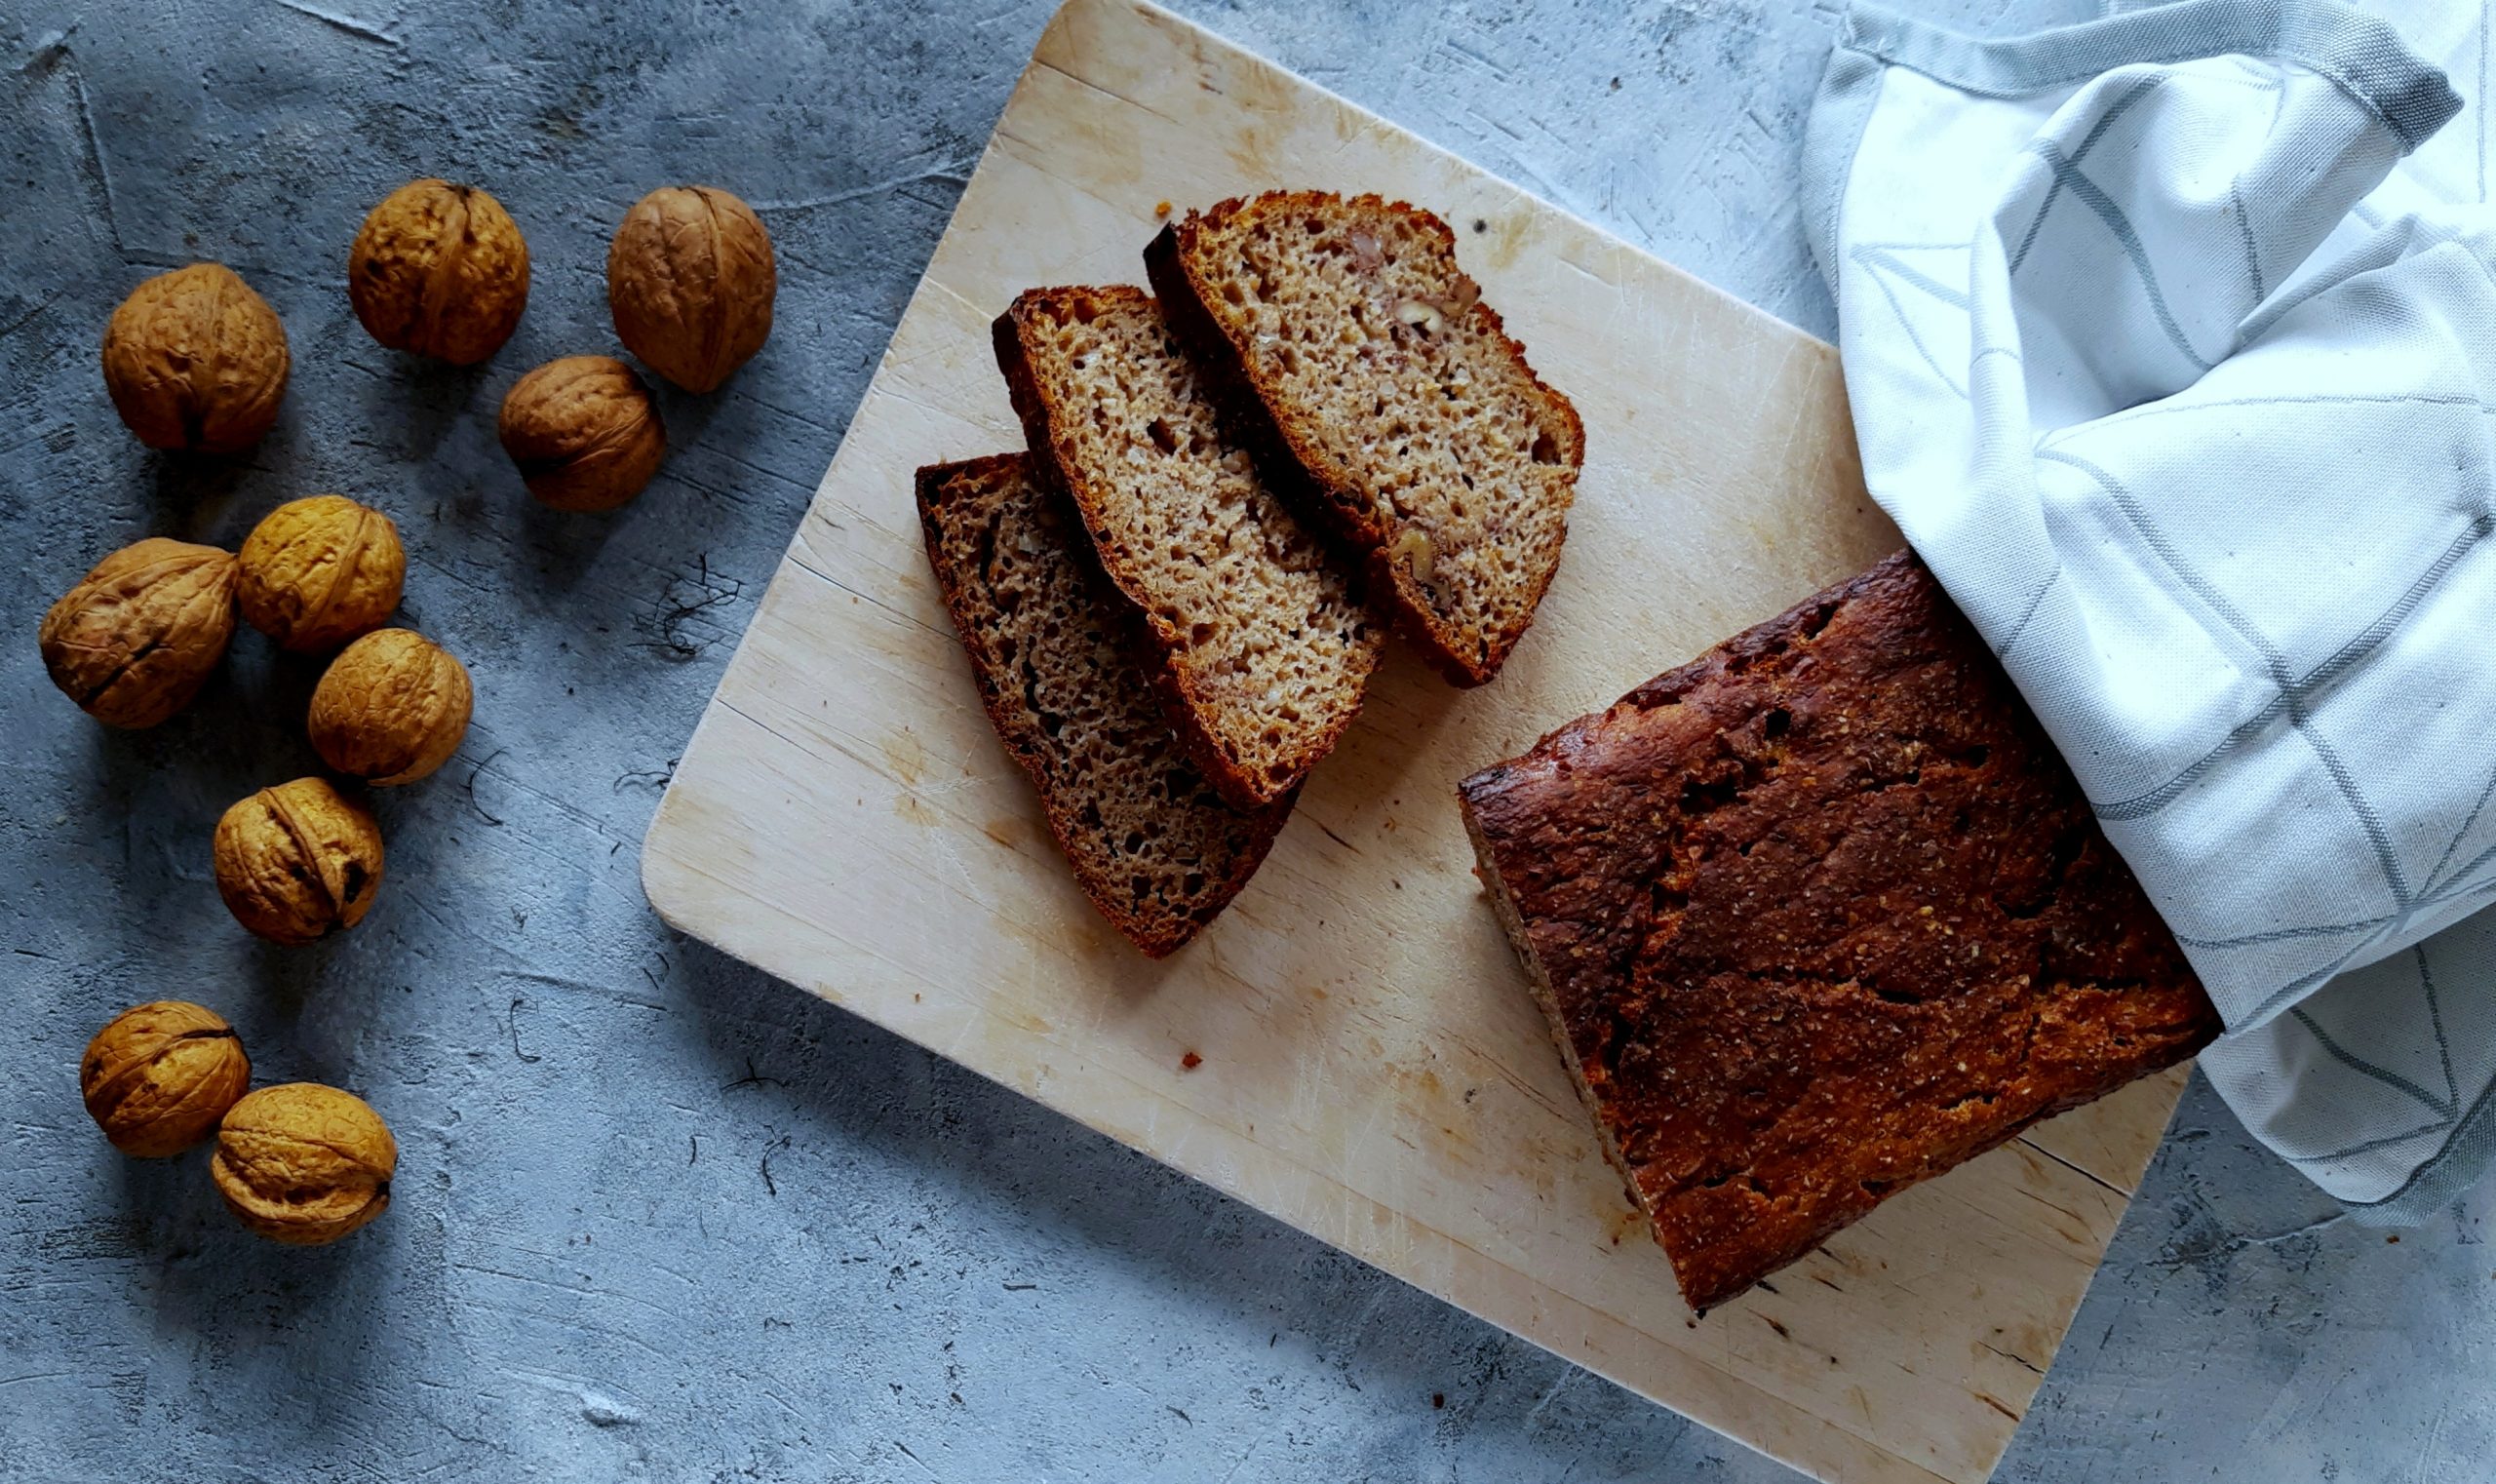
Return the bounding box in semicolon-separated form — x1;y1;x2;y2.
310;629;473;785
497;356;667;511
100;263;291;454
349;178;530;365
81;1000;252;1158
39;537;239;728
607;184;775;392
237;494;406;652
212;1083;396;1246
213;778;385;945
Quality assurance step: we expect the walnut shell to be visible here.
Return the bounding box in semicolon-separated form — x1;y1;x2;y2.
81;1000;252;1157
236;494;406;652
348;178;530;365
309;629;474;785
100;263;291;454
212;1083;396;1245
497;356;667;511
213;778;385;945
39;537;239;728
607;185;775;393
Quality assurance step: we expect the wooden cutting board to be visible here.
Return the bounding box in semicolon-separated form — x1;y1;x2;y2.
641;2;2187;1478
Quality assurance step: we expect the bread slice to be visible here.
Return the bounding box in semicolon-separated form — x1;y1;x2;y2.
994;285;1382;809
916;454;1293;957
1147;191;1584;687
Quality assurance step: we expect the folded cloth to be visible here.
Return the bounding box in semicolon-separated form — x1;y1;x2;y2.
1805;0;2496;1219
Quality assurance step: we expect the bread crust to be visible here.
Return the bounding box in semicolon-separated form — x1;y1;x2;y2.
1458;551;2218;1309
916;453;1294;956
1149;191;1585;687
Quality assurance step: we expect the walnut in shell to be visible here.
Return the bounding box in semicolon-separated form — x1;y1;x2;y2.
100;263;291;454
81;1000;252;1157
212;1083;397;1245
607;185;776;392
497;356;667;511
236;494;406;652
348;178;530;365
39;537;239;728
213;778;385;945
309;628;474;785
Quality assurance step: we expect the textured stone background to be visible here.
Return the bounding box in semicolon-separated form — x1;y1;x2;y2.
5;1;2492;1480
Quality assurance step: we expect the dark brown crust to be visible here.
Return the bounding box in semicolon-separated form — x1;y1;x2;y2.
1457;552;2219;1310
1149;191;1586;687
993;285;1366;811
915;454;1294;956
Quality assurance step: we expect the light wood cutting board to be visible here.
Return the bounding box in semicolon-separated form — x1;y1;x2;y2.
641;2;2188;1478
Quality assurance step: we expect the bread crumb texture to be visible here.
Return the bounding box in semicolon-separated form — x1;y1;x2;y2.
998;286;1380;805
1167;192;1581;683
916;454;1292;956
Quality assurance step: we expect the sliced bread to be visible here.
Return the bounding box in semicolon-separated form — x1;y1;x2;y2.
994;285;1382;809
916;454;1293;957
1146;191;1584;687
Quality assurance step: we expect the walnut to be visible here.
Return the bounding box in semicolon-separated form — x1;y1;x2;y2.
348;178;531;365
39;538;239;728
309;629;474;785
99;263;291;454
607;185;776;392
1392;527;1435;585
497;356;667;511
212;1083;396;1245
1394;297;1447;335
236;494;406;652
80;1000;252;1157
213;778;385;945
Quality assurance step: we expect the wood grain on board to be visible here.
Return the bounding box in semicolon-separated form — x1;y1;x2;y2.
641;2;2189;1479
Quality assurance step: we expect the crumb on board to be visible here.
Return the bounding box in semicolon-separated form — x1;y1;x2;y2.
1154;199;1172;216
1180;1051;1202;1071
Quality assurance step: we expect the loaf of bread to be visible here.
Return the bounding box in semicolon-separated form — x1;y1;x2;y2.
916;454;1293;957
1146;191;1583;687
994;285;1384;809
1458;552;2219;1310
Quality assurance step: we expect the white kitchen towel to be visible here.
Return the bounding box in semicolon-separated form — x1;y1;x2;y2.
1804;0;2496;1219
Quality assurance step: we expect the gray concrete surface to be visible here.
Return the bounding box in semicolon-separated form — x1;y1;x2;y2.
4;1;2490;1480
